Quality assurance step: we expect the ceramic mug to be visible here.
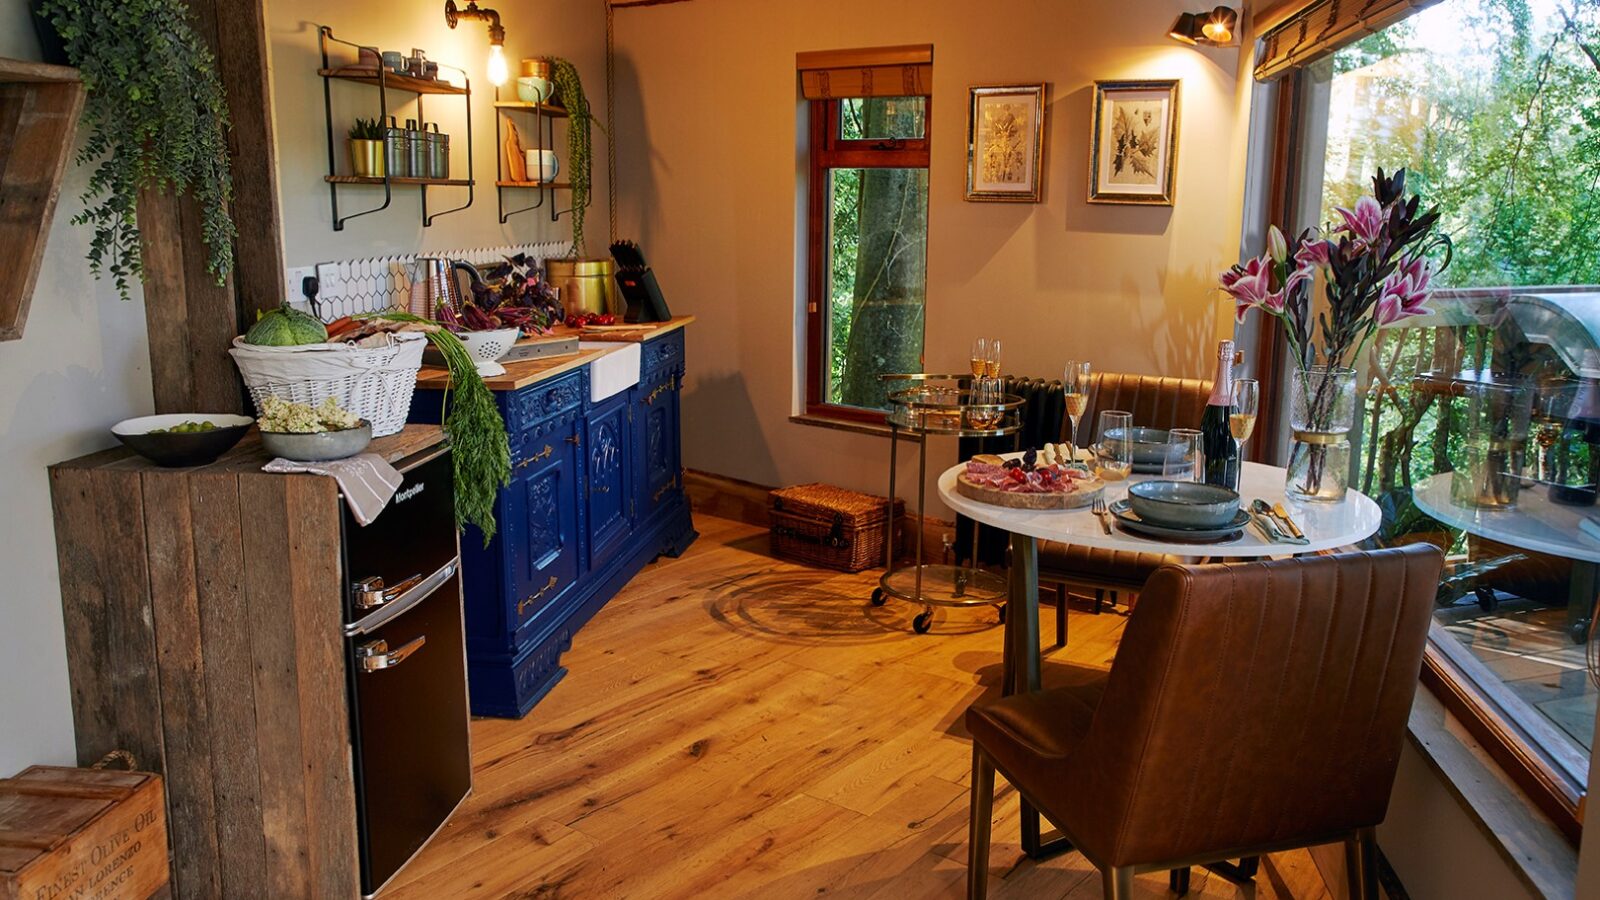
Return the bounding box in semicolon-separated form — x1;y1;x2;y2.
524;149;559;183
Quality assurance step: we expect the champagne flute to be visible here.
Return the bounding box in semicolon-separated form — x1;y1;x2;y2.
966;376;1004;430
1063;360;1091;460
1166;427;1204;482
1230;379;1260;476
985;338;1002;377
970;338;988;378
1096;410;1134;483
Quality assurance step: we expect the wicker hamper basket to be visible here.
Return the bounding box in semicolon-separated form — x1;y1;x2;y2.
769;483;903;572
228;333;427;437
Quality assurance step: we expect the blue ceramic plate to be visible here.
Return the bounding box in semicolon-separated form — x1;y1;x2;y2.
1109;499;1248;542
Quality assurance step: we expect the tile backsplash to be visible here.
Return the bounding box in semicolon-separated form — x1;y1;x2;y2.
285;240;572;322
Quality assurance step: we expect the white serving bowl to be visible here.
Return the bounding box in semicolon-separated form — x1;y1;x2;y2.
523;149;559;183
458;327;521;376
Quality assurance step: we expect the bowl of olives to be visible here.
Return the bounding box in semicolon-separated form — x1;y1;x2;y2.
112;413;254;467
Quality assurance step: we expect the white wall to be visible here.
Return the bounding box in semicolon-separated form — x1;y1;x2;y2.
0;4;155;772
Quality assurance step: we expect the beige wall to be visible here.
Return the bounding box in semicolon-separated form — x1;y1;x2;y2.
266;0;611;270
612;0;1243;515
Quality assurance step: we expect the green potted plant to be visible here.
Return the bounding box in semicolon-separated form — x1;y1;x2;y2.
348;118;386;178
550;58;598;255
35;0;236;300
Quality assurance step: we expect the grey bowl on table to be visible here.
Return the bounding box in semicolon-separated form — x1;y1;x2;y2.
260;420;373;462
1104;427;1183;466
1126;480;1241;529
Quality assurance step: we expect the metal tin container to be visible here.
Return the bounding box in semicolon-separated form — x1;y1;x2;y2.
546;257;615;317
407;119;427;179
385;116;408;177
428;124;449;179
520;57;553;79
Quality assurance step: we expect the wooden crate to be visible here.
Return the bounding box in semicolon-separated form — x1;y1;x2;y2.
769;483;902;573
0;766;168;900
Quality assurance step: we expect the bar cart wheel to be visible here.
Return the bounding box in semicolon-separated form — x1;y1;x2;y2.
913;611;933;634
870;587;887;606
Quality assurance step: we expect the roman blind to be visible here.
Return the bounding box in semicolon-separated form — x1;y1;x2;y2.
1254;0;1443;81
796;44;933;99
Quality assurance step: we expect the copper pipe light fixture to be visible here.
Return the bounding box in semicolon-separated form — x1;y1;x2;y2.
1169;5;1237;46
445;0;508;86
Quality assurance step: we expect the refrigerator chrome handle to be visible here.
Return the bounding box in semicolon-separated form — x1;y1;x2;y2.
353;573;425;610
356;635;427;672
345;558;460;637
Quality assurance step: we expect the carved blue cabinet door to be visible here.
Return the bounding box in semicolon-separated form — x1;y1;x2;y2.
504;416;582;637
634;369;680;521
584;393;634;572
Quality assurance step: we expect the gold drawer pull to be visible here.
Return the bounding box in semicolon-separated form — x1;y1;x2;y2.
566;434;582;446
517;576;560;616
644;375;678;405
516;444;555;469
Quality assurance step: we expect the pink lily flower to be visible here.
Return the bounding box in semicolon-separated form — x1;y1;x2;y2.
1267;225;1288;264
1334;195;1385;247
1294;236;1334;271
1221;255;1274;322
1374;257;1435;326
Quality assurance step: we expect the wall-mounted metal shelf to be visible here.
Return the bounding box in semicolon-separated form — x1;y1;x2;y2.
318;26;475;231
492;86;590;226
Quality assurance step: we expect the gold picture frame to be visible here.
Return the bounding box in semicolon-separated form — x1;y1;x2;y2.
966;83;1047;202
1088;79;1180;205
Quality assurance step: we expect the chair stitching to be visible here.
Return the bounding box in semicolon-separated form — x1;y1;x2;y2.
1173;565;1235;851
1267;556;1337;838
1357;553;1409;754
1109;570;1196;861
1204;562;1268;848
1327;557;1377;797
1241;560;1300;840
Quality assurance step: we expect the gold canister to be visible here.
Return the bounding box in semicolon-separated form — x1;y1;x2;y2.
349;139;385;178
520;57;553;79
547;257;615;318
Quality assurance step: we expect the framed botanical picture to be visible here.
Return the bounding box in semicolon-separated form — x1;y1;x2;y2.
966;83;1047;202
1089;79;1180;205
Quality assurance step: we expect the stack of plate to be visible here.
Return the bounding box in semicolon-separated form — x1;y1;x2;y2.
1109;481;1246;542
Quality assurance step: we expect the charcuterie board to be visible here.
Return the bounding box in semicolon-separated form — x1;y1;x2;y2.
954;471;1104;509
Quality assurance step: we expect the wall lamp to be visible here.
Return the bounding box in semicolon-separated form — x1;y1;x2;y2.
445;0;508;86
1169;6;1238;46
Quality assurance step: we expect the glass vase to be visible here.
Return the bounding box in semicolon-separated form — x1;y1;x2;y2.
1286;366;1358;502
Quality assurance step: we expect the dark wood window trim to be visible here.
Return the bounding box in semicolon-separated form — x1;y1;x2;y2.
803;97;931;427
1258;64;1588;842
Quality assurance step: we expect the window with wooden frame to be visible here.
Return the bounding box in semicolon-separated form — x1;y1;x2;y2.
1253;0;1600;841
799;45;932;424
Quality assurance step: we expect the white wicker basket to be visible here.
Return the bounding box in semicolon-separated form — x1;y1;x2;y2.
228;333;428;437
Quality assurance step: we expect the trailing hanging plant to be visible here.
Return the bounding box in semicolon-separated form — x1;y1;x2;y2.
38;0;237;299
551;58;601;256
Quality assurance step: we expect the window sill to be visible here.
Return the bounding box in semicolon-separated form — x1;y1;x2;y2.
1403;686;1578;900
789;413;921;440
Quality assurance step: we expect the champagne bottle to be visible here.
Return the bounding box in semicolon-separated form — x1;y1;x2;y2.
1201;340;1240;489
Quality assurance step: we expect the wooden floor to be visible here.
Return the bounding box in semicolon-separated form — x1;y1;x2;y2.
387;514;1333;899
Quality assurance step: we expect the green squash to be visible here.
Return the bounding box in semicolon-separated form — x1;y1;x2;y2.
245;305;329;346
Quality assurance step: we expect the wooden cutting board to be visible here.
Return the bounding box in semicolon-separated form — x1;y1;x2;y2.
954;472;1104;509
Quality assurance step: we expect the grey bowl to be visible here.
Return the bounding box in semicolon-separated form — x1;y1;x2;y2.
260;420;373;462
113;413;254;467
1105;427;1183;466
1127;480;1241;529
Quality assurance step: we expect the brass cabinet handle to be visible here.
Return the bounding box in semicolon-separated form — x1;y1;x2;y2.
516;444;555;469
644;375;678;405
566;434;582;446
652;473;680;503
517;576;560;616
356;635;426;672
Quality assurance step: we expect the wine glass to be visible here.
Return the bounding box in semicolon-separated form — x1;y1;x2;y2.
970;338;988;378
1231;379;1260;479
1063;360;1091;458
985;339;1003;377
966;376;1004;430
1096;410;1134;483
1166;427;1204;482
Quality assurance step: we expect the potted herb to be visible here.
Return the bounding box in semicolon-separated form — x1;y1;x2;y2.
349;117;386;178
550;58;599;255
1222;168;1451;502
36;0;236;300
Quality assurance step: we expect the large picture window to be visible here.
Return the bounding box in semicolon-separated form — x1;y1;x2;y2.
803;95;930;422
1286;0;1600;835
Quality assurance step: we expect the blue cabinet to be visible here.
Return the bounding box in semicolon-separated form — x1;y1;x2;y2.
411;329;695;717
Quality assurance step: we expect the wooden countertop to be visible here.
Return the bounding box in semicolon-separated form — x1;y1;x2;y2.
416;315;694;393
52;424;447;474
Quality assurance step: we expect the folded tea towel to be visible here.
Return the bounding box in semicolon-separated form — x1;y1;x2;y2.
262;453;404;525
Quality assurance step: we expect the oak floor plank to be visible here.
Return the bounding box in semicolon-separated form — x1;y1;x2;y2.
386;514;1332;899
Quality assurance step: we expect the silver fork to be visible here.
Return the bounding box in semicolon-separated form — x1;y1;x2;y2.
1091;496;1113;534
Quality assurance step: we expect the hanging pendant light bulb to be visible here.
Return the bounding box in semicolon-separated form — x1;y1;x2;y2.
486;43;509;87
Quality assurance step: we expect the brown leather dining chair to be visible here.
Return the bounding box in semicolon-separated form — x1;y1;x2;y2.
1039;372;1212;643
965;544;1444;899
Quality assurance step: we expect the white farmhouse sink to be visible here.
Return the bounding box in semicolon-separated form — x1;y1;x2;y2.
580;341;641;403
